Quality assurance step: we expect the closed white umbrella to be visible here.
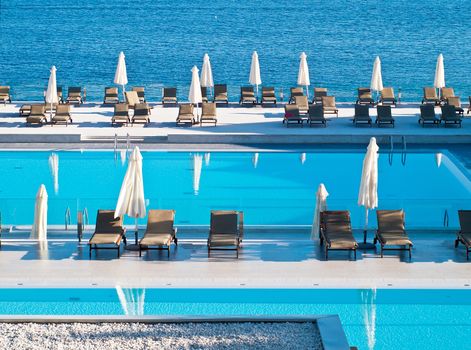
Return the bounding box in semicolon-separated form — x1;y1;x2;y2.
193;153;202;195
200;53;214;95
434;53;445;97
31;184;48;244
115;146;146;245
48;153;59;194
114;51;128;100
45;66;58;120
297;52;310;98
358;137;379;245
249;51;262;99
370;56;383;93
189;65;203;120
311;183;329;240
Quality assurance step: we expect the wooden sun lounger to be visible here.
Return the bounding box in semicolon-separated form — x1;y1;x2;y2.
66;86;85;104
468;96;471;115
422;87;440;105
289;87;304;104
376;105;394;127
112;103;130;125
353;104;372;126
207;210;243;258
294;95;309;114
320;211;358;260
313;87;327;104
213;84;228;105
176;103;195;126
307;104;326;127
239;86;257;105
419;104;439;126
89;210;126;258
375;210;413;259
139;209;177;257
132;86;146;103
380;87;397;106
440;87;455;103
26;104;47;125
132;103;151;124
447;97;464;116
162;87;177;105
456;210;471;260
283;104;303;127
201;102;217;126
125;91;140;108
321;96;338;117
51;104;72;126
440;105;462;127
261;86;277;105
0;86;11;104
103;87;119;104
356;87;375;105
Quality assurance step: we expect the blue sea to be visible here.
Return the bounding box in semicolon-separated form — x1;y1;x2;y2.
0;0;470;102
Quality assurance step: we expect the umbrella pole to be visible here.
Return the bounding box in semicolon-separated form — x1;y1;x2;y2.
364;207;369;243
122;85;126;102
135;217;138;245
256;85;259;104
50;102;53;122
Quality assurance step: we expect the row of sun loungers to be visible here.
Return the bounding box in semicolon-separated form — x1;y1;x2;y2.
176;102;218;126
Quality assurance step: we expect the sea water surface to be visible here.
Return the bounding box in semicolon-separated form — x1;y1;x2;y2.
0;0;470;102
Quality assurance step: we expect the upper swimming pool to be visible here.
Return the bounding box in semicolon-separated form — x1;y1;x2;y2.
1;147;470;228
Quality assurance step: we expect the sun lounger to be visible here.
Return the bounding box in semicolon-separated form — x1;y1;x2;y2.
289;87;304;103
132;103;151;124
419;104;439;126
44;102;58;112
468;96;471;115
176;103;195;126
376;105;394;127
201;102;217;126
19;104;31;117
125;91;140;108
456;210;471;260
0;86;11;104
132;86;145;103
66;86;85;104
207;210;243;258
320;211;358;260
283;104;303;127
201;86;209;103
447;96;464;116
375;210;413;259
321;96;338;117
380;87;397;106
440;87;455;103
307;104;326;127
353;104;372;126
440;104;462;127
162;87;177;105
139;209;177;257
103;87;119;104
112;103;130;125
261;86;277;105
213;84;228;105
89;210;126;258
26;104;47;125
239;86;257;105
51;104;72;126
422;87;440;105
294;95;309;114
313;87;327;104
356;88;375;105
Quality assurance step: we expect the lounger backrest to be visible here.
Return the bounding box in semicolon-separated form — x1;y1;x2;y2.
95;210;123;234
381;87;394;99
210;210;239;234
132;86;145;98
308;104;324;119
68;87;82;96
214;84;227;97
105;87;118;96
125;91;140;106
458;210;471;233
30;104;45;115
441;87;455;99
290;87;304;98
447;96;461;108
262;87;275;97
441;105;458;120
284;104;300;118
314;87;328;98
164;88;177;98
377;210;405;233
377;105;392;119
179;103;194;115
355;104;369;117
0;86;10;95
420;104;436;120
55;104;70;115
114;103;129;115
134;103;149;115
322;96;335;108
146;209;175;234
358;88;372;99
294;95;308;108
424;87;437;100
321;211;352;235
241;86;255;97
202;102;216;116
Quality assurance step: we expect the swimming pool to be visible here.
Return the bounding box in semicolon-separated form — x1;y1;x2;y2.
0;287;468;349
1;147;471;228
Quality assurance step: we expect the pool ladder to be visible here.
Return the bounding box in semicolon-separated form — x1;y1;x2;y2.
77;207;89;242
443;209;449;227
388;136;407;166
113;133;131;160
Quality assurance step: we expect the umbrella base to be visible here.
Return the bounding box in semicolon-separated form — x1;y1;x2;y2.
357;242;376;250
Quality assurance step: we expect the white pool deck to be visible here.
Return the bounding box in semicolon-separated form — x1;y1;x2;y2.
0;101;470;145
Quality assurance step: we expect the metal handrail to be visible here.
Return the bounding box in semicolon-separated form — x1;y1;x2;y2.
443;209;449;227
83;207;89;225
401;136;407;165
114;133;118;160
388;135;394;166
65;207;71;230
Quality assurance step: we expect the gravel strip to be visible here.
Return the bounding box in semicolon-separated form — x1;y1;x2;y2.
0;322;323;350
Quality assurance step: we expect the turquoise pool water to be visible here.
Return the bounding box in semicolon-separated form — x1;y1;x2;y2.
1;148;471;228
1;1;470;102
0;288;469;349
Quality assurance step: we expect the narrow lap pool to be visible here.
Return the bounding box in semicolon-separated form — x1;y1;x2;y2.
1;147;471;228
0;288;469;349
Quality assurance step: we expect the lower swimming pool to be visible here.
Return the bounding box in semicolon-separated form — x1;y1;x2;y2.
0;288;468;349
1;146;471;228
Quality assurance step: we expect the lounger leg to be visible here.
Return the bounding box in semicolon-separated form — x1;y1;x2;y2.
354;249;357;261
409;245;412;260
167;246;170;258
117;246;120;258
174;237;178;245
381;245;384;258
454;238;459;248
89;245;92;259
139;245;142;257
325;246;328;260
467;248;469;261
